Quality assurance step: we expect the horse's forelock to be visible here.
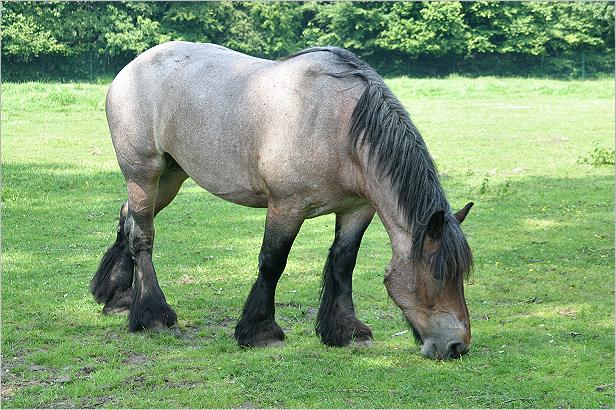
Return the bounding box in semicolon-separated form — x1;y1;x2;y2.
423;218;474;283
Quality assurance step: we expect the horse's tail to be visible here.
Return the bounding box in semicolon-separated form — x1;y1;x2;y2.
90;202;134;304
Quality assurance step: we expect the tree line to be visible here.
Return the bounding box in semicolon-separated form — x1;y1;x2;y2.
2;1;614;80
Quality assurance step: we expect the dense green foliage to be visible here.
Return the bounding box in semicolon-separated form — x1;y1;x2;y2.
2;1;614;80
2;77;614;407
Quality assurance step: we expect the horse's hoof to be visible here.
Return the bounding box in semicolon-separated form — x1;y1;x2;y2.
235;318;285;348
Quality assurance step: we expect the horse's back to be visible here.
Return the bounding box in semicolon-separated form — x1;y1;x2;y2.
107;42;364;212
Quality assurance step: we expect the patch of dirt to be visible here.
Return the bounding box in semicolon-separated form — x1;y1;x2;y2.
81;396;115;407
163;378;203;389
128;375;146;384
76;366;96;377
203;316;235;330
48;398;77;409
184;318;236;340
54;374;71;384
24;379;54;388
105;332;121;342
5;350;28;369
92;355;109;364
28;364;49;372
1;366;10;381
177;274;197;285
122;355;150;366
179;324;202;341
238;401;257;409
4;375;56;397
1;383;16;401
557;308;577;318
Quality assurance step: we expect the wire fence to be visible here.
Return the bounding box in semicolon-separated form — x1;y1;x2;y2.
2;49;613;82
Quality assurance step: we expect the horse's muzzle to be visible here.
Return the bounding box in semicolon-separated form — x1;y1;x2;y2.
421;339;469;360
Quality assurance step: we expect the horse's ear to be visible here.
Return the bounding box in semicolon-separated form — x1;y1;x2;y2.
454;202;474;224
427;210;445;240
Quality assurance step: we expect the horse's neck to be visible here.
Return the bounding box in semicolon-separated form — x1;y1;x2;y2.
360;170;413;255
352;134;444;256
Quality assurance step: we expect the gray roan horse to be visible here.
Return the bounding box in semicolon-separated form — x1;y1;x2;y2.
91;42;474;359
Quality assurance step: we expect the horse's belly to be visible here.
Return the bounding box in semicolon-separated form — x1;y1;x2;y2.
165;137;268;208
189;173;268;208
152;42;357;211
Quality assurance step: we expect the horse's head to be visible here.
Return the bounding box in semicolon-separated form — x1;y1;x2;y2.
384;202;474;360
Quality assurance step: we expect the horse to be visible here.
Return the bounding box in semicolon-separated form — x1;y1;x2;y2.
91;41;474;360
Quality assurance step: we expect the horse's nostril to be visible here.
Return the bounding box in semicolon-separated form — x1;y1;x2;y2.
447;342;468;358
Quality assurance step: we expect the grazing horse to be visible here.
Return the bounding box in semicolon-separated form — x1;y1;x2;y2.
91;42;474;359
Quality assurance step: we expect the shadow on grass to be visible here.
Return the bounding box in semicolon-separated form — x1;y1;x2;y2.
3;160;613;301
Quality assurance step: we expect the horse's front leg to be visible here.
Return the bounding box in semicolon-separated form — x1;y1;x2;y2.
234;206;304;347
317;206;375;347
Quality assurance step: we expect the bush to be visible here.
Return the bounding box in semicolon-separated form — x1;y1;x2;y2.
1;1;614;81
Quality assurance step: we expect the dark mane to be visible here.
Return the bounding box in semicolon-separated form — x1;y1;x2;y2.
284;47;473;282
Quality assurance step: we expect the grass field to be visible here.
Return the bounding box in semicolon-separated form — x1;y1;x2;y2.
2;76;614;408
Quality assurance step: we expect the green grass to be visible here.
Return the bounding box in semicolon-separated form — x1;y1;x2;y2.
2;76;614;408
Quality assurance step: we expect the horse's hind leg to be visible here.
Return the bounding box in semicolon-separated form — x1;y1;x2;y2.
234;207;304;347
91;164;188;316
123;169;181;332
317;206;375;347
